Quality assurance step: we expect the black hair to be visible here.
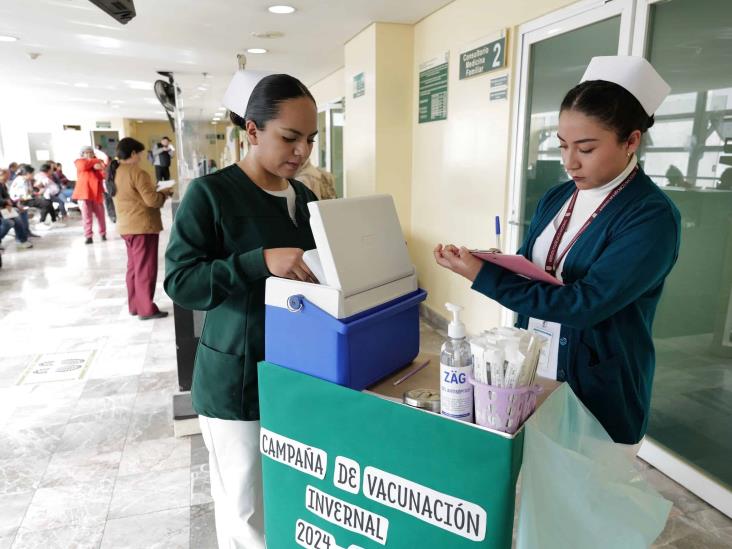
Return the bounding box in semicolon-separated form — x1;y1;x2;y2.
560;80;654;142
162;136;170;141
40;162;52;173
108;137;145;185
18;164;34;175
229;74;315;132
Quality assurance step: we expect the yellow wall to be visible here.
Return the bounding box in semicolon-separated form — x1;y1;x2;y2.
124;120;179;183
343;23;414;236
410;0;574;331
343;24;377;200
309;68;345;106
375;24;414;239
307;0;577;332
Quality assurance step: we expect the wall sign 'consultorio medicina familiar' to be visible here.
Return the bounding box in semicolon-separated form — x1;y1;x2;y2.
260;427;489;548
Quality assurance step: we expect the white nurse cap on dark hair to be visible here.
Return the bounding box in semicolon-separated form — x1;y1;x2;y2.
581;56;671;116
222;70;274;117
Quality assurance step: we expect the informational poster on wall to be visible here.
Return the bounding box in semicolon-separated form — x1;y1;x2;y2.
458;30;508;80
259;362;523;549
489;74;509;102
418;52;449;124
353;72;365;99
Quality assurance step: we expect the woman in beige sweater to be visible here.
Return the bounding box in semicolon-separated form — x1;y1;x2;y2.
109;137;174;320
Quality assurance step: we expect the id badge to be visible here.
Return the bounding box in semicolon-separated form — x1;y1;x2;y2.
528;318;561;380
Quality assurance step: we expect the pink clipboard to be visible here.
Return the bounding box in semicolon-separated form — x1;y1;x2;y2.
471;251;564;286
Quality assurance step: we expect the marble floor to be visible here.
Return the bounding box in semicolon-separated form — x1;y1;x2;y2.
0;207;729;548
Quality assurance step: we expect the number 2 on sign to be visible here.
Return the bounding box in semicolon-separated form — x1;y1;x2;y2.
296;519;334;549
492;42;502;68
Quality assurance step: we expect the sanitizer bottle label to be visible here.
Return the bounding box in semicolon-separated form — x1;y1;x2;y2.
440;363;474;422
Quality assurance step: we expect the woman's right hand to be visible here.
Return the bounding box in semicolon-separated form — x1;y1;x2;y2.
263;248;318;283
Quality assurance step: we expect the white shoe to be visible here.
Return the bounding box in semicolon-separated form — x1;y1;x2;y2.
18;241;33;249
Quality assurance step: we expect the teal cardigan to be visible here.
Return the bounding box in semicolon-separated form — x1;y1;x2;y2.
472;168;681;443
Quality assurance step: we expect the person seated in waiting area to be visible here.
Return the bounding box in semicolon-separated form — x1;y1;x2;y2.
35;162;67;220
9;165;62;227
0;168;32;249
53;161;71;187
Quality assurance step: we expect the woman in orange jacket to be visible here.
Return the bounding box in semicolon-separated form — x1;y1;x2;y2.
73;145;107;244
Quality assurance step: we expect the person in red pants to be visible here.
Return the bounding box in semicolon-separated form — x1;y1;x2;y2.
73;146;107;244
109;138;174;320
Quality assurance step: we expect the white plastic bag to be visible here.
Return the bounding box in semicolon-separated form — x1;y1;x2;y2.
517;384;672;549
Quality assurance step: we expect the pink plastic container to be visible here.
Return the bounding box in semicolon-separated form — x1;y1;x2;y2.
468;374;542;434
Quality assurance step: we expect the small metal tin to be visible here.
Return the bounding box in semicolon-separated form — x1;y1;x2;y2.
403;389;440;413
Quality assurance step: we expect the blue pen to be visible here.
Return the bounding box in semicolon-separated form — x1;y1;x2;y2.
495;215;502;251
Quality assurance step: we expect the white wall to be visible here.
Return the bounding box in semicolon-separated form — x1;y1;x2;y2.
0;113;126;179
309;67;345;107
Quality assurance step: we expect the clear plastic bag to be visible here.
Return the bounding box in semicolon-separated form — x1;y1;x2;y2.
517;384;672;549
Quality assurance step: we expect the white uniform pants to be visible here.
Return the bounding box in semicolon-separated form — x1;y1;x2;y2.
199;415;265;549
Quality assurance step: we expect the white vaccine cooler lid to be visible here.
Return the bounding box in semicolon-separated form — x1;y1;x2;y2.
307;195;415;298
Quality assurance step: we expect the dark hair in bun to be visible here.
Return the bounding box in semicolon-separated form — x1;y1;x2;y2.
560;80;654;141
229;74;315;130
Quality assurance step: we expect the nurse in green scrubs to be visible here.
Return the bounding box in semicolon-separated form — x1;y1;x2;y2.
164;73;319;548
434;56;681;448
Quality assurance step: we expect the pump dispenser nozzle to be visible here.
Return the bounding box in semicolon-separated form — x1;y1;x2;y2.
445;303;466;339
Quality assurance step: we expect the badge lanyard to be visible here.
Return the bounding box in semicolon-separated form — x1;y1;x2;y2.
545;166;638;277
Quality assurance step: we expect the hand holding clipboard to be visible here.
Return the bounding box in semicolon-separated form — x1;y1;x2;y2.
469;250;564;286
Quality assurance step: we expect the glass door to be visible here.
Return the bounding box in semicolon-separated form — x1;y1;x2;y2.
632;0;732;500
316;99;345;198
507;0;635;252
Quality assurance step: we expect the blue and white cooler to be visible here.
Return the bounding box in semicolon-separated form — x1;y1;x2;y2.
265;194;427;390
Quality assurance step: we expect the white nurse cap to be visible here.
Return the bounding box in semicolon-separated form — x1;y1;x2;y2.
222;70;275;117
581;56;670;116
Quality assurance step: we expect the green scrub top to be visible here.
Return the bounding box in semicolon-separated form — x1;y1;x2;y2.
471;168;681;444
164;164;318;421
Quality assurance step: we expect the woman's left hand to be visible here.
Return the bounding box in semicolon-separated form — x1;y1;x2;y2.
434;244;484;282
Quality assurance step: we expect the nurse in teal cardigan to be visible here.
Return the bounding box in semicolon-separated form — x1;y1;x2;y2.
435;56;681;446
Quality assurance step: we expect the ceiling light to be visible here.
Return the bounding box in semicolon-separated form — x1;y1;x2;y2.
78;34;122;49
247;48;268;54
197;86;208;91
0;35;19;42
124;80;152;90
74;82;89;88
268;5;296;14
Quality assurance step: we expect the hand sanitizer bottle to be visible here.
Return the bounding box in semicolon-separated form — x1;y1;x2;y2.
440;303;474;423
